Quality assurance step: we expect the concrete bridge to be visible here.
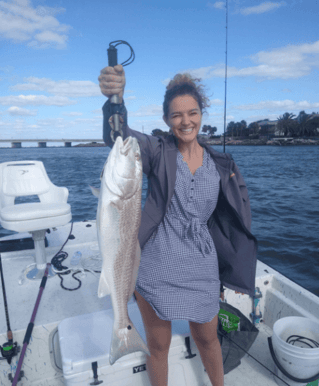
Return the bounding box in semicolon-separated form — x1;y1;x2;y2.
0;139;104;148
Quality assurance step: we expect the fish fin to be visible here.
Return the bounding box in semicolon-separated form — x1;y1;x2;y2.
89;185;100;197
110;197;124;211
109;321;150;365
129;241;141;300
97;271;111;298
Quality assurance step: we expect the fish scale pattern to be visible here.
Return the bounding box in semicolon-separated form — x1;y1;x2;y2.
136;147;221;323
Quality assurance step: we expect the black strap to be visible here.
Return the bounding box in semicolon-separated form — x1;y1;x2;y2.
90;361;103;385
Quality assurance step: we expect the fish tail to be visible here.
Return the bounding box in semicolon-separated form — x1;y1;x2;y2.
109;322;150;365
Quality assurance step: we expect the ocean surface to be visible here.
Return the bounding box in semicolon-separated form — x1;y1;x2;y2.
0;145;318;297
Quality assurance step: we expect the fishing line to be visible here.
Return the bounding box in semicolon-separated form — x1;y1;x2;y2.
223;0;228;154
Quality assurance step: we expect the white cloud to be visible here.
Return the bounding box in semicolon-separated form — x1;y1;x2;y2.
180;40;319;80
0;95;77;106
62;112;83;116
36;117;71;129
246;113;280;123
11;77;100;97
207;1;225;10
130;104;163;117
210;99;223;105
234;100;319;112
240;2;286;15
74;117;101;126
130;118;166;135
1;116;101;135
162;65;216;86
0;0;71;49
8;106;37;116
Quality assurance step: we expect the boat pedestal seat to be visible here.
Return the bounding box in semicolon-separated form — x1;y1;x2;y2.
1;202;71;232
0;161;72;281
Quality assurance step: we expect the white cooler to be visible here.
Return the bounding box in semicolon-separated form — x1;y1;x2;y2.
58;301;210;386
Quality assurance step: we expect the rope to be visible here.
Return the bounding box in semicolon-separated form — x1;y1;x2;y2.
50;222;101;291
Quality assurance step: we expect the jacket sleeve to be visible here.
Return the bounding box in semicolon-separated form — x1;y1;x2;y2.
229;156;253;232
102;99;161;177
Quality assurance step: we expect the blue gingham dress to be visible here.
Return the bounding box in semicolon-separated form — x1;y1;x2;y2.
135;147;221;323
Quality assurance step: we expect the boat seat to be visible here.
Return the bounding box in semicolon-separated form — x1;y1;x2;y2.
1;203;71;227
0;161;72;280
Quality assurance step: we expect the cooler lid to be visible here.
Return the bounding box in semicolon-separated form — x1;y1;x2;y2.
58;301;192;376
59;307;113;376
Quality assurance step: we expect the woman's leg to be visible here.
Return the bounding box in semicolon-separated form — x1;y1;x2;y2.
189;313;224;386
134;290;172;386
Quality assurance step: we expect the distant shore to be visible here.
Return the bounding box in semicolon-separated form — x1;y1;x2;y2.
206;138;319;146
75;138;319;147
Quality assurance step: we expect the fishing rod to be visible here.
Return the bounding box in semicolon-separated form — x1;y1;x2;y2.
223;0;228;154
0;254;20;366
10;263;51;385
107;40;135;143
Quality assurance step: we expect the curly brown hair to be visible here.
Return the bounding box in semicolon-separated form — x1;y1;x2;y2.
163;73;211;119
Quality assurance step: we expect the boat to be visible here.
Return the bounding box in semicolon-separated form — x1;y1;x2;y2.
1;26;318;386
1;217;319;386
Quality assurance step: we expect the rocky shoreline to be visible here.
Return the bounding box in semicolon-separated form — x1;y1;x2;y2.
206;138;319;146
75;138;319;147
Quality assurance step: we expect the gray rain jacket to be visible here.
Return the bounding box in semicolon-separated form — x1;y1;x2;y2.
102;100;258;297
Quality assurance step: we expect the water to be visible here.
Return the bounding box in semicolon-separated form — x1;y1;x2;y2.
0;145;318;297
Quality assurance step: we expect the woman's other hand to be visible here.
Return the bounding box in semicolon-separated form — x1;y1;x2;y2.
98;64;126;103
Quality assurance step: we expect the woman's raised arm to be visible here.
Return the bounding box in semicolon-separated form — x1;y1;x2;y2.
98;65;161;178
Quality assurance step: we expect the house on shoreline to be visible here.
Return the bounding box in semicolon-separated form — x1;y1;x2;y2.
258;120;279;137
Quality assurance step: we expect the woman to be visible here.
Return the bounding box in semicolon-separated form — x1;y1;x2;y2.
98;65;258;386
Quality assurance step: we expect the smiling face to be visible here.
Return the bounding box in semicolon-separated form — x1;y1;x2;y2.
163;95;202;146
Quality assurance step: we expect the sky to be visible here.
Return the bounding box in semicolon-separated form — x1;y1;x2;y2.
0;0;318;146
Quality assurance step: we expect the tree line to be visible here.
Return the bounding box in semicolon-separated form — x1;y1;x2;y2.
275;111;319;137
211;110;319;138
151;111;319;138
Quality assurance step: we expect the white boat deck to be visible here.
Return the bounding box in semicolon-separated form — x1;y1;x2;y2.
0;220;319;386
